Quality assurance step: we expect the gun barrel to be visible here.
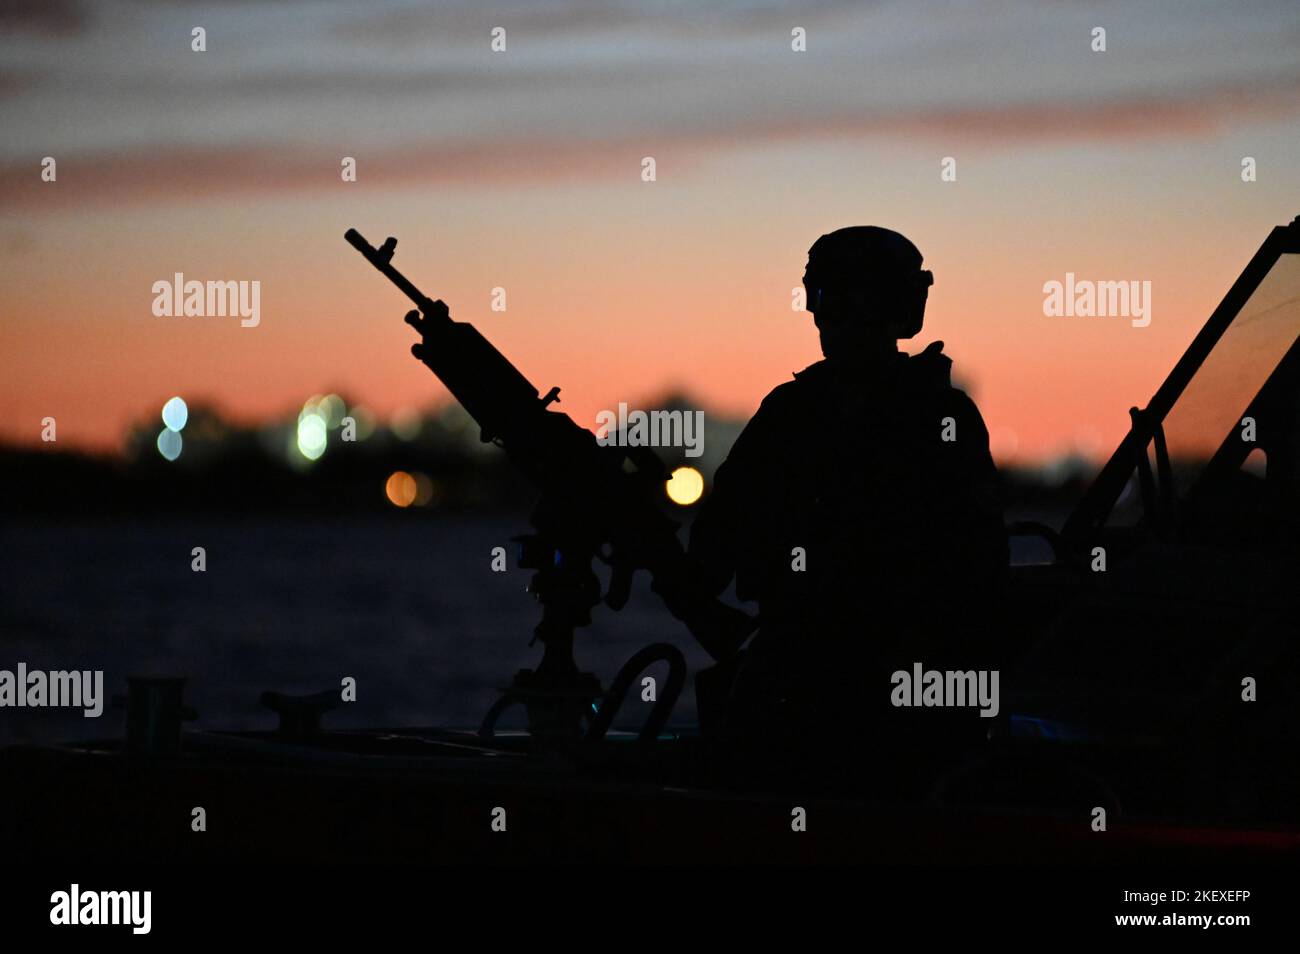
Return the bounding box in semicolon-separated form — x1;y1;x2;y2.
344;228;438;314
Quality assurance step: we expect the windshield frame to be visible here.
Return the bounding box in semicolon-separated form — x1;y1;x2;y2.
1061;216;1300;546
1193;328;1300;489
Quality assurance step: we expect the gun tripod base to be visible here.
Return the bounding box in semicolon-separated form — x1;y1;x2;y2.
514;668;602;747
478;669;602;749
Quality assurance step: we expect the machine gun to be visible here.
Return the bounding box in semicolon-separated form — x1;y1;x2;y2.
345;229;756;743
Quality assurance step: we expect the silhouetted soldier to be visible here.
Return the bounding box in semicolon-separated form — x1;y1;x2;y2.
688;226;1007;789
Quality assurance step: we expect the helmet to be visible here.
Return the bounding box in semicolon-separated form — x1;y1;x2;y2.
803;226;934;338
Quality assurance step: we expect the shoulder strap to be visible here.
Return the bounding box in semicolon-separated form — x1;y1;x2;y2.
905;340;953;392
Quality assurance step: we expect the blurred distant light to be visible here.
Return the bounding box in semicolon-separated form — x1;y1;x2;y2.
156;428;183;461
351;406;377;440
439;404;471;434
666;466;704;506
320;393;346;428
1073;425;1103;461
297;412;327;461
386;471;417;508
391;408;421;441
413;471;436;507
161;396;188;432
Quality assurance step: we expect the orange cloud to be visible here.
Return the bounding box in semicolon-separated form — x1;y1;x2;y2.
5;68;1300;212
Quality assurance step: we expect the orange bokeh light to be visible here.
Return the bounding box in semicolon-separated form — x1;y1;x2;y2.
385;471;417;508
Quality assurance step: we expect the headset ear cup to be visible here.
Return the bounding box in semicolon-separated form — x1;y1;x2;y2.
898;287;925;339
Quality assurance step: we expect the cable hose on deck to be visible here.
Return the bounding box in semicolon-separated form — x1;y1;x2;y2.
586;643;686;744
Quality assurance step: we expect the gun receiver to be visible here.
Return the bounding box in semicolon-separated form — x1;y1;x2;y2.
345;229;755;680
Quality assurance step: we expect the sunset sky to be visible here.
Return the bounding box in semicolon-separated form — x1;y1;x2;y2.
3;0;1299;464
